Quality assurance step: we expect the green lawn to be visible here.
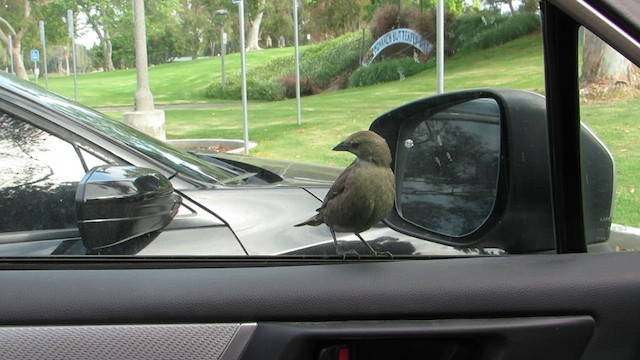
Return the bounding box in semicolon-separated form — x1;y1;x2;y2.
43;34;640;226
44;47;294;107
581;99;640;225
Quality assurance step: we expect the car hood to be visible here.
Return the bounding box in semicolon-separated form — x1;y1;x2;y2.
206;152;344;186
180;185;466;256
177;154;466;256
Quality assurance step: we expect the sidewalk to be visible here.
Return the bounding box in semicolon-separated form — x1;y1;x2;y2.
95;102;240;112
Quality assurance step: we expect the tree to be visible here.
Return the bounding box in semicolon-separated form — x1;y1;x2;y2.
178;0;204;58
245;0;266;51
144;0;185;61
580;29;640;89
69;0;132;71
307;0;368;38
519;0;539;12
0;0;68;79
0;0;50;79
482;0;516;13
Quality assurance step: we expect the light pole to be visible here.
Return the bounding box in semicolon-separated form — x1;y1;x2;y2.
215;9;229;93
67;10;78;100
293;0;301;125
436;0;444;93
234;0;249;155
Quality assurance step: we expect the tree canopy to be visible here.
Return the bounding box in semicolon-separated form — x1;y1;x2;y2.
1;0;534;76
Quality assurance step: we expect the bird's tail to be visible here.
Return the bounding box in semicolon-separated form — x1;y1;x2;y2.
294;214;324;227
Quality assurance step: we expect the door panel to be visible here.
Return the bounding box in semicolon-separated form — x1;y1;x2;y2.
0;253;639;359
0;323;254;360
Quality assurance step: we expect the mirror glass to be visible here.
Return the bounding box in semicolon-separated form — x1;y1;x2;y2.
395;98;501;237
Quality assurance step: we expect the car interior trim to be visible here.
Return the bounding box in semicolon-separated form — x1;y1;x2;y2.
552;0;640;64
0;323;254;360
220;323;258;360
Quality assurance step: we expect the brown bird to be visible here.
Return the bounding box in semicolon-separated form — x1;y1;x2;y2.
295;130;395;257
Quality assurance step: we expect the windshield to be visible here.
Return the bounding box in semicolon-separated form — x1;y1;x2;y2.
0;74;240;185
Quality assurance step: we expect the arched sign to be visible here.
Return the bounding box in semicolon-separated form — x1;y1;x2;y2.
363;28;433;66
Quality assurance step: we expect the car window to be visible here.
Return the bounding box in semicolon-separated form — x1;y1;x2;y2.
0;112;87;232
37;97;247;186
0;76;246;186
0;0;637;258
578;28;640;252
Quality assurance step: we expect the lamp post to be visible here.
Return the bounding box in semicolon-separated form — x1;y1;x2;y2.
67;10;78;100
293;0;301;125
234;0;249;155
436;0;444;93
215;9;229;92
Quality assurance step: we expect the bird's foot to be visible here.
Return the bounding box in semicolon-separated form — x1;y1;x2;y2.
354;233;392;258
337;249;361;260
372;250;394;259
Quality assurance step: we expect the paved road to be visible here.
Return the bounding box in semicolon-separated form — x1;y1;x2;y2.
95;102;240;112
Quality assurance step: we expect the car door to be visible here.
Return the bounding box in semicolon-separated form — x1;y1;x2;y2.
1;0;639;359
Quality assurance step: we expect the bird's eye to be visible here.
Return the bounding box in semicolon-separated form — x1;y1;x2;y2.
351;142;360;149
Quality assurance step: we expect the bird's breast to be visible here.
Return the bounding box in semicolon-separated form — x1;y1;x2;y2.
323;164;395;233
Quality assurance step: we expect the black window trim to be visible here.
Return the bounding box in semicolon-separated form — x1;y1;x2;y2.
541;1;586;253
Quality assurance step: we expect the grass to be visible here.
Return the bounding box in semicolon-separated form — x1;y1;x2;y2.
44;47;294;107
581;99;640;225
43;33;640;226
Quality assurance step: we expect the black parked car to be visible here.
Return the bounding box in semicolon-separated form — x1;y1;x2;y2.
0;74;622;256
0;74;456;256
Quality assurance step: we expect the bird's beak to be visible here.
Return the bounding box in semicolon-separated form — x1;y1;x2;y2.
332;141;349;152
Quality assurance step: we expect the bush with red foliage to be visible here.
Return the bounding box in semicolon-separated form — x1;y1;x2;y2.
368;4;455;60
280;74;318;98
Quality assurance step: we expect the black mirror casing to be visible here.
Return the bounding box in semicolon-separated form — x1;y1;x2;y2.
75;165;181;250
371;88;614;253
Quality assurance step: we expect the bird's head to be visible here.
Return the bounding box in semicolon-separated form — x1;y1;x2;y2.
333;130;392;167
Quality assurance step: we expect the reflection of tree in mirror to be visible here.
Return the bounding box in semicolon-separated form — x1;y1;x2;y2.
397;101;500;237
0;114;81;232
0;114;52;187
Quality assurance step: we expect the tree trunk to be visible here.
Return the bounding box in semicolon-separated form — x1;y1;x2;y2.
506;0;514;13
102;29;116;71
64;46;70;76
12;41;28;80
246;11;264;51
581;29;640;87
89;18;115;71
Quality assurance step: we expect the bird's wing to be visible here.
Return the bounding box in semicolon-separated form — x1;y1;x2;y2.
317;161;354;211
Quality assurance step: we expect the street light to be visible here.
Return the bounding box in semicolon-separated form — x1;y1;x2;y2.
215;9;229;93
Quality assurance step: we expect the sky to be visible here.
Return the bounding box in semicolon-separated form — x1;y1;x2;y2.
77;31;99;48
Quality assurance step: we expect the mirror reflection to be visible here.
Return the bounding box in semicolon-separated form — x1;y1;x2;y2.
395;98;501;237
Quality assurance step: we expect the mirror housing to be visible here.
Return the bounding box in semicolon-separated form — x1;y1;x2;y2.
75;165;181;250
371;88;614;253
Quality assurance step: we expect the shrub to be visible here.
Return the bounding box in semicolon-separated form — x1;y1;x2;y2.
280;74;317;98
348;57;433;87
368;4;456;59
205;31;366;101
205;73;286;101
300;32;365;88
369;4;403;40
451;12;541;52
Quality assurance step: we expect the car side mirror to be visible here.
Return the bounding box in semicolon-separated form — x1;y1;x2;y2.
75;165;181;251
370;89;614;253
